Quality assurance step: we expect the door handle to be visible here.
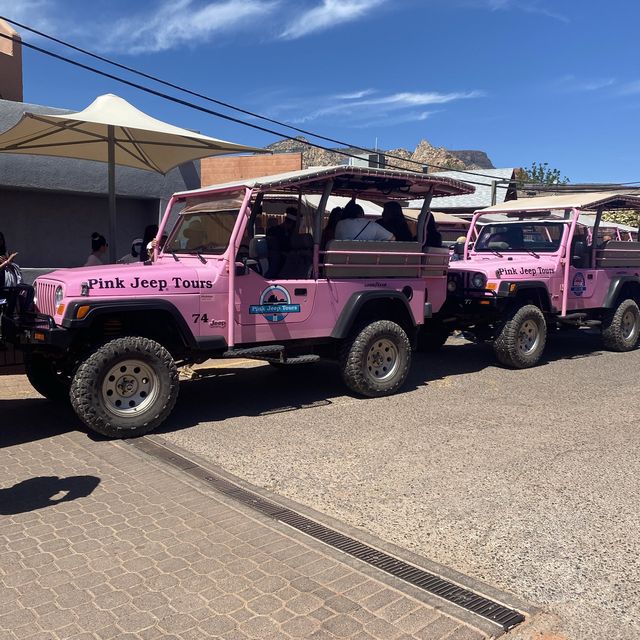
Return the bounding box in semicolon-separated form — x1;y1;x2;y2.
294;288;307;296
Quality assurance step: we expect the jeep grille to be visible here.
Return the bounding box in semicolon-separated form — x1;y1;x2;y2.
36;281;57;317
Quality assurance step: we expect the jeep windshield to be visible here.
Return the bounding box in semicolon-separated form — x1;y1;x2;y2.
165;192;245;255
475;221;566;253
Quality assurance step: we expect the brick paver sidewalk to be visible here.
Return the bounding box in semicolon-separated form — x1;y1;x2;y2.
1;379;490;640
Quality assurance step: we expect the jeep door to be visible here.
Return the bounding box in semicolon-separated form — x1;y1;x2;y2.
235;269;317;341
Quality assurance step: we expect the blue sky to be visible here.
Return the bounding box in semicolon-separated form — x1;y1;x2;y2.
1;0;639;182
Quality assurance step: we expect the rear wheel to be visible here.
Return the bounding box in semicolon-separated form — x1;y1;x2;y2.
602;299;640;351
339;320;411;397
25;353;71;401
493;305;547;368
70;336;179;438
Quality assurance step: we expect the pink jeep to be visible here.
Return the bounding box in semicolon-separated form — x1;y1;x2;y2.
2;166;471;437
442;193;640;367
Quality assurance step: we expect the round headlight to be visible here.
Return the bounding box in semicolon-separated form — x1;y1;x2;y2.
471;272;487;289
447;278;457;292
54;285;64;306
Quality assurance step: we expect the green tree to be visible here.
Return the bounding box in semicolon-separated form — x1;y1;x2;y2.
516;162;570;185
602;209;640;228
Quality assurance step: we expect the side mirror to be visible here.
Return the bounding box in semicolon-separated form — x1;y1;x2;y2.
453;242;465;256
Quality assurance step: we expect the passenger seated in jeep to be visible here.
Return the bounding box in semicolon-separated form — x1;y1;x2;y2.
478;226;524;251
335;200;394;241
267;207;297;252
379;202;413;241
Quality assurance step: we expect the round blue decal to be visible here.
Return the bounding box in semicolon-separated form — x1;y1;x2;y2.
249;285;301;322
571;272;586;297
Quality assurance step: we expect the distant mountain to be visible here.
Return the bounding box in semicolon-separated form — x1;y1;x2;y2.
448;150;494;170
266;137;495;172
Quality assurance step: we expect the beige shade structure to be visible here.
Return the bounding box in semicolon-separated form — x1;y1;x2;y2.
0;93;267;261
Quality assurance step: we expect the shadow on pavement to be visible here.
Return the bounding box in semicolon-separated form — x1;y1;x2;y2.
0;398;78;448
152;330;609;435
416;329;606;382
1;329;611;443
0;475;100;514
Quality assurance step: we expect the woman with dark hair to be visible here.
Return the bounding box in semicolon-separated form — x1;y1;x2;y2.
84;232;108;266
321;206;344;249
379;201;413;241
0;232;21;288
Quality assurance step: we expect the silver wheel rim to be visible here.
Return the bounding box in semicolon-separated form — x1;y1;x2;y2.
101;359;159;417
518;319;540;354
366;338;399;383
621;309;639;341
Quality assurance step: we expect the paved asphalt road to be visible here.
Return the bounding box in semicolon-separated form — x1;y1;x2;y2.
155;331;640;640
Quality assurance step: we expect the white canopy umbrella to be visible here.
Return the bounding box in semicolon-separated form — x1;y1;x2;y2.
0;93;267;261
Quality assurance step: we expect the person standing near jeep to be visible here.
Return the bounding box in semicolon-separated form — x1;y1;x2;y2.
0;232;21;288
84;232;108;267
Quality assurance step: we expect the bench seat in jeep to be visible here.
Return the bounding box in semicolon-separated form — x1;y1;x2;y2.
323;241;448;278
595;241;640;268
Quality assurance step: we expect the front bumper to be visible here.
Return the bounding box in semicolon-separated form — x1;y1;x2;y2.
441;287;511;324
1;313;72;351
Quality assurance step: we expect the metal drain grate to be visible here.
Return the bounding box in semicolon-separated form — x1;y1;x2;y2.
132;438;525;631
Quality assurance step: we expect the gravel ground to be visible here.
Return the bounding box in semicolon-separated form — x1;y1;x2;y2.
158;331;640;640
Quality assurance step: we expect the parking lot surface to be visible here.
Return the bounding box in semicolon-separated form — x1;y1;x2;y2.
156;332;640;640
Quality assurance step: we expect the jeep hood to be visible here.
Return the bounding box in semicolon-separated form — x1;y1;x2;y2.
35;261;224;297
451;254;558;278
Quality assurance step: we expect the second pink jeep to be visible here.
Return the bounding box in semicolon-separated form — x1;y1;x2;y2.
442;193;640;367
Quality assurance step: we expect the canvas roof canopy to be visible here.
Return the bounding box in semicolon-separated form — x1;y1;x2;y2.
179;165;474;201
479;192;640;215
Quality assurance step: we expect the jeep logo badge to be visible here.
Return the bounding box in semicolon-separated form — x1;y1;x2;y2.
249;285;301;322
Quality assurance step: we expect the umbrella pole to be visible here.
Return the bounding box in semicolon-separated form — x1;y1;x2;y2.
108;125;117;263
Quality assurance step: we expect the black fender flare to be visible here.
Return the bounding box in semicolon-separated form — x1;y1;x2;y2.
331;290;416;340
497;280;553;312
603;276;640;308
61;299;198;349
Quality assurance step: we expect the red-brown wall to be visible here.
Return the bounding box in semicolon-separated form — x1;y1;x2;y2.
0;19;23;102
200;153;302;187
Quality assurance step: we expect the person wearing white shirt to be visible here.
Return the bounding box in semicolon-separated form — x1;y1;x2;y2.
335;200;394;241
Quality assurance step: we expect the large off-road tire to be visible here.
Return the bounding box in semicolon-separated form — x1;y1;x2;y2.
24;353;71;401
339;320;411;397
416;322;449;352
70;337;179;439
602;298;640;351
493;304;547;369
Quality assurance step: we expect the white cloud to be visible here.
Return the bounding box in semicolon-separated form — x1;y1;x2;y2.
281;0;386;39
335;89;376;100
555;75;617;93
359;90;485;107
98;0;279;54
0;0;58;33
460;0;569;23
354;110;436;129
269;88;484;126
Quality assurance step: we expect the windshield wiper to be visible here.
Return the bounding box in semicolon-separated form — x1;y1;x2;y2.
170;251;180;262
195;252;207;264
527;249;540;258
